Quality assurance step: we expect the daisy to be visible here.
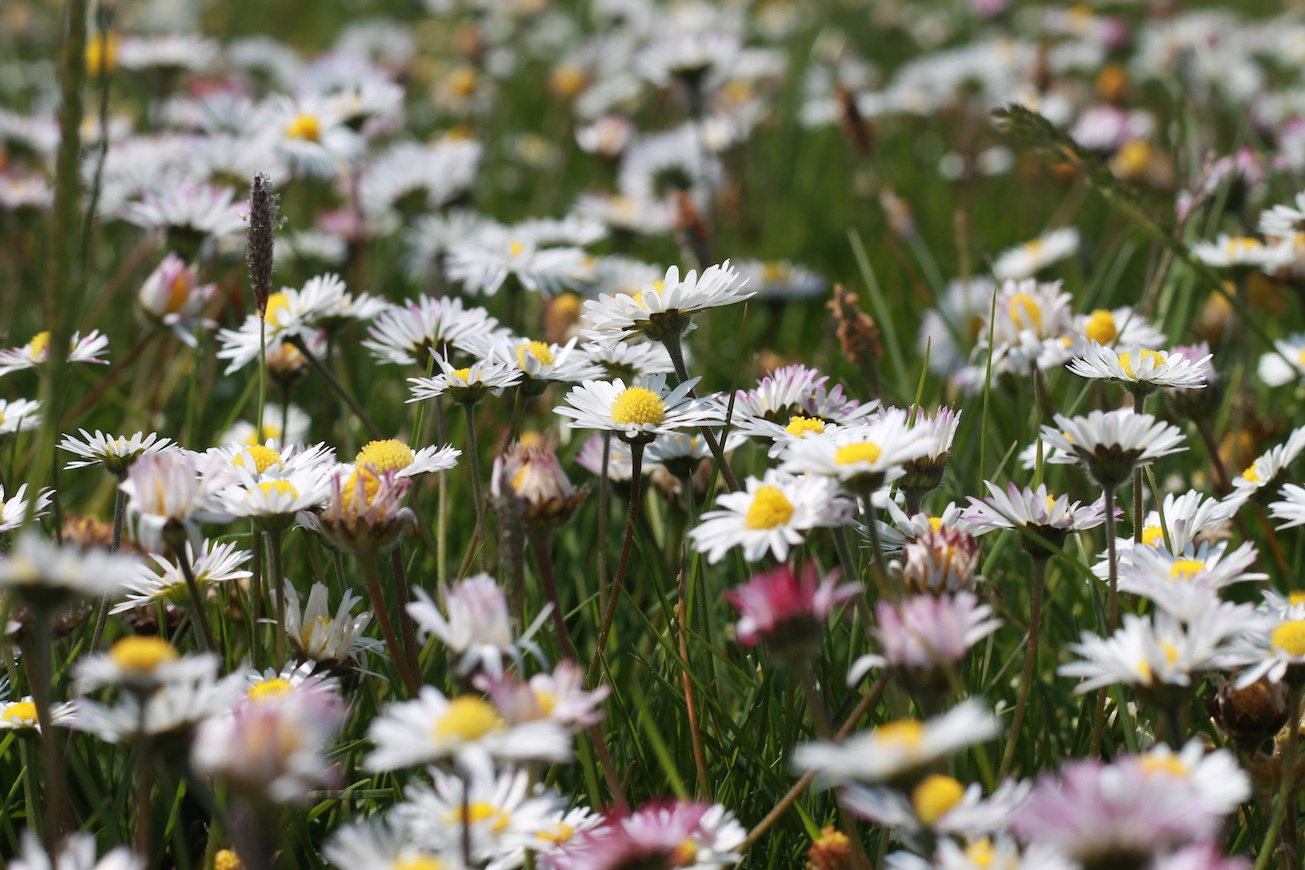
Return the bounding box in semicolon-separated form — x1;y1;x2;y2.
119;448;235;552
579;339;676;383
111;538;252;615
581;261;752;345
221;404;311;448
408;353;522;405
215;441;335;478
0;329;110;377
477;661;610;732
886;838;1074;870
364;686;573;772
261;95;364;179
7;830;140;870
1230;613;1305;687
119;179;246;244
555;374;724;445
59;429;171;477
73;655;246;742
1190;234;1293;273
991;226;1080;281
900;525;983;594
982;278;1073;349
324;820;466;870
136;252;217;346
305;465;415;553
843;777;1031;839
780;409;931;495
0;484;53;533
363;295;504;367
392;757;562;864
792;699;999;787
490;443;588;530
1066;342;1212;396
1;695;76;733
1058;606;1257;696
350;439;461;479
1113;541;1266;621
733;259;827;302
1257;334;1305;386
1270;483;1305;530
899;406;963;498
962;480;1111;557
724;363;879;429
574;433;641;483
850;593;1001;690
1064;306;1168;355
446;235;593;298
192;673;345;804
1040;408;1187;490
283;580;382;669
76;636;215;693
724;563;859;663
0;398;40;436
0;530;142;611
407;574;549;679
558;800;745;870
470;334;605;392
689;470;853;563
1122;489;1231;558
1224;426;1305;511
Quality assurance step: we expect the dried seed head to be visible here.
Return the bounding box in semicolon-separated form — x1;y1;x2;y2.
246;173;279;317
826;284;881;363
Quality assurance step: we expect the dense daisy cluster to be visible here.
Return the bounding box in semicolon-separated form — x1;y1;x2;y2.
13;0;1305;868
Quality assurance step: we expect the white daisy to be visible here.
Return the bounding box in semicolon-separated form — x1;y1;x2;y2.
1113;541;1265;621
779;409;931;495
555;374;724;444
1066;342;1212;395
1190;234;1294;272
60;429;171;476
1;695;76;733
408;353;522;404
0;484;53;533
992;226;1080;281
119;448;235;552
364;295;505;367
0;330;110;377
6;830;140;870
688;469;853;564
324;819;466;870
0;398;40;436
111;537;251;616
119;179;246;241
793;699;1000;786
1224;426;1305;511
581;261;753;345
136;252;217;346
580;340;676;382
1230;613;1305;688
467;334;605;390
72;656;246;742
261;95;365;179
283;580;382;669
364;686;573;772
1063;306;1168;356
1040;408;1187;490
75;636;215;693
446;235;593;298
407;574;549;679
0;530;142;609
1258;334;1305;387
349;439;461;479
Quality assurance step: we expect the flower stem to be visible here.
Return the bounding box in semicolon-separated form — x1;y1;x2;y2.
461;400;487;565
999;554;1047;779
597;431;611;605
358;549;421;697
29;610;72;843
257;312;267;441
586;441;644;689
1092;483;1119;756
390;546;423;684
266;528;286;668
175;541;217;654
89;485;127;652
529;531;576;660
675;533;710;799
250;528;264;671
660;333;740;492
1255;683;1304;870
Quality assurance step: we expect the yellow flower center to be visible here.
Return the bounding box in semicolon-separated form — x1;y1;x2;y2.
1242;459;1264;484
744;486;795;530
1297;349;1305;367
834;442;882;466
109;636;180;672
1140;756;1189;777
509;240;526;258
26;331;50;359
1168;559;1205;580
1226;237;1262;257
300;615;333;647
1084;309;1118;345
964;840;995;868
356;439;416;473
534;689;557;716
762;261;789;283
451;802;511;832
166;273;192;314
452;367;474;383
911;775;965;825
875;719;924;748
235;444;284;474
214;849;245;870
1272;620;1305;657
2;701;37;726
263;291;291;324
248;677;293;701
1009;293;1042;332
1142;525;1165;547
632;279;666;310
515;340;556;369
447;65;479;97
1117;349;1163;379
785;416;825;437
395;857;446;870
610;386;666;426
537;823;575;844
1290;592;1305;607
670;839;698;867
1161;641;1179;664
285;113;321;142
928;516;943;532
434;696;503;742
259;480;299;500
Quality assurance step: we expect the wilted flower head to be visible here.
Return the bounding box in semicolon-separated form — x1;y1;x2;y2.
901;526;982;594
408;574;549;679
724;563;857;664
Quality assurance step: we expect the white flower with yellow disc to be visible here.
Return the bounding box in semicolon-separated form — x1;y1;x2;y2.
555;374;723;445
112;538;252;615
1066;342;1211;394
779;409;931;495
580;261;752;345
688;469;853;564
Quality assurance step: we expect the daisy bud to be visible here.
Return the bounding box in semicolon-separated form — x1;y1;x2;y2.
491;443;587;530
246;173;278;318
724;564;858;665
138;253;200;320
901;527;981;595
806;826;853;870
1205;673;1289;753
